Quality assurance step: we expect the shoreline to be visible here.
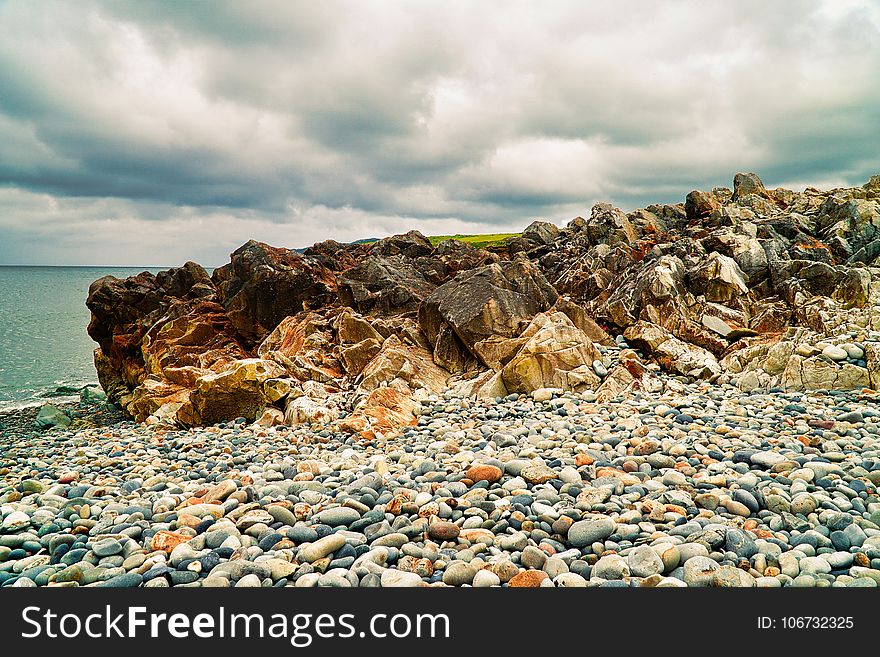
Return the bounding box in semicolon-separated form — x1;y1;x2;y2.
1;378;879;588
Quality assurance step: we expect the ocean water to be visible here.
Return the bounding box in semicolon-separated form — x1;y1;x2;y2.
0;266;163;412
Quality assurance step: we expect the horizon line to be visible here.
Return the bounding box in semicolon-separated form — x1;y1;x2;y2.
0;263;221;269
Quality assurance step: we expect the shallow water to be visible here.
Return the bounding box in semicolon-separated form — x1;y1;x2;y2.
0;266;163;411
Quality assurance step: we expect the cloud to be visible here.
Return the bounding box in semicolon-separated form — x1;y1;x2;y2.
0;0;878;264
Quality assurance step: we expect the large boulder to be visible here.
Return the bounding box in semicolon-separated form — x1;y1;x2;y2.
370;230;434;259
190;358;287;425
623;321;721;379
685;190;721;223
732;172;766;200
141;300;250;389
688;252;749;303
337;255;436;313
596;352;664;402
500;312;602;393
781;354;870;391
358;335;448;394
86;262;219;405
419;258;558;366
816;197;880;263
601;255;688;328
257;311;345;383
213;240;337;345
583;203;637;246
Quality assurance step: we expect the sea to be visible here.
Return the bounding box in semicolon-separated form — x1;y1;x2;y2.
0;266;164;412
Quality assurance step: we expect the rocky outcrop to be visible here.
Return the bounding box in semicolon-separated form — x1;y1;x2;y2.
213;240;338;345
87;172;880;434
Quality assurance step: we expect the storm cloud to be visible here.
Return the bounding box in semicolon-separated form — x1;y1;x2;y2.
0;0;878;265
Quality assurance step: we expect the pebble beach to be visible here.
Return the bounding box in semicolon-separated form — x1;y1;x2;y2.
3;371;880;588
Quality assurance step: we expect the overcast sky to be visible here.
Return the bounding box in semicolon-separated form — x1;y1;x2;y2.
0;0;878;266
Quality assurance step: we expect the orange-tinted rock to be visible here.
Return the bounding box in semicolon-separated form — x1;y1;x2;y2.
465;464;503;484
508;570;549;588
150;531;192;553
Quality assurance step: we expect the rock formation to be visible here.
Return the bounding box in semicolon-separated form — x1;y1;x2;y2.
87;173;880;437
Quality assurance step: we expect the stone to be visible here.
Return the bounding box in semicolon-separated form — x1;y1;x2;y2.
442;561;477;586
34;405;71;430
568;518;615;547
419;258;558;364
627;545;664;578
427;521;460;542
298;535;346;563
501;312;601;393
465;464;503;484
472;569;501;587
508;570;549;588
315;507;361;527
683;556;720;587
592;554;630;580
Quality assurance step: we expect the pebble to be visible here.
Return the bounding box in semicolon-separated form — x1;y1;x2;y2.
0;379;878;590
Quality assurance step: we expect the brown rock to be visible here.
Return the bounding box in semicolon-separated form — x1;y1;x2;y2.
214;240;337;345
427;521;461;542
508;570;549;588
150;531;192;554
465;464;503;484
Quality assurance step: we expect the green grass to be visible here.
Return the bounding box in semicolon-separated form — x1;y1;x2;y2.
427;233;520;249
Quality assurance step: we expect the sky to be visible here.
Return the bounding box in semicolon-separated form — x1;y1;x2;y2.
0;0;879;266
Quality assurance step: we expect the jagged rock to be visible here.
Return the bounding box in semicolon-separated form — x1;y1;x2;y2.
817;197;880;262
700;230;768;284
257;311;344;383
602;255;688;328
190;358;287;425
596;352;663;402
86;261;218;404
419;258;558;365
337;255;435;313
584;203;637;246
500;312;602;393
521;220;560;246
214;240;337;345
303;239;370;271
434;239;498;272
688;252;749;303
335;309;384;344
552;296;613;344
833;268;872;308
141;300;249;389
781;354;870;391
339;387;422;439
431;323;478;373
371;230;434;258
685;190;721;222
624;321;721;378
358;335;448;394
733;172;766;200
284;396;339;426
86;171;880;430
339;338;383;376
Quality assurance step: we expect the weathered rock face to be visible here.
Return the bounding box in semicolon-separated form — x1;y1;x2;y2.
419;257;558;368
337;255;436;314
214;240;337;345
87;171;880;432
624;321;721;379
500;312;601;393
